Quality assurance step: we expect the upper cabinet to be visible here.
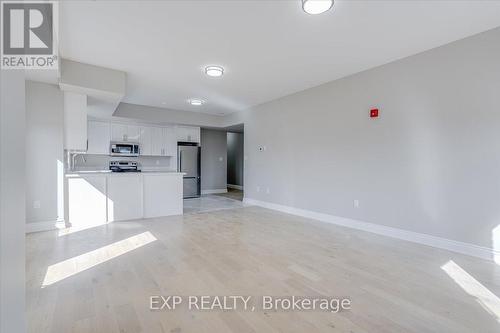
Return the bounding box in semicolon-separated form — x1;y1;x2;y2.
111;123;140;142
110;123;127;141
139;126;152;156
177;126;200;143
151;126;164;156
127;125;140;141
86;121;199;157
64;92;88;151
87;120;110;155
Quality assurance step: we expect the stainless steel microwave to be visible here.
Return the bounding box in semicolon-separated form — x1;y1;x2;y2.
110;142;140;157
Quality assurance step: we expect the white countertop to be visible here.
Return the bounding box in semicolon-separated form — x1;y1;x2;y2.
65;170;185;177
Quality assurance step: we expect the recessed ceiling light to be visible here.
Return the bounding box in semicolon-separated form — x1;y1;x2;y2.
205;66;224;77
189;99;204;106
302;0;333;15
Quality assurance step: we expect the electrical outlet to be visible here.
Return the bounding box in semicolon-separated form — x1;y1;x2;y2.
33;200;41;209
353;199;360;208
256;186;260;192
266;187;270;194
219;157;223;162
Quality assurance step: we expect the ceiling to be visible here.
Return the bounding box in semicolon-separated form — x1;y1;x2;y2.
59;0;500;115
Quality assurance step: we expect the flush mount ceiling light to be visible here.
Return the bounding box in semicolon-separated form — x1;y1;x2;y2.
205;66;224;77
189;99;204;106
302;0;333;15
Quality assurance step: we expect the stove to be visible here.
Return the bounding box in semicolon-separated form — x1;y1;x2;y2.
109;160;140;172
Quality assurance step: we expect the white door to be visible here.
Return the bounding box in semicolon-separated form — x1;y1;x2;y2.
111;123;128;141
139;126;152;156
87;120;110;154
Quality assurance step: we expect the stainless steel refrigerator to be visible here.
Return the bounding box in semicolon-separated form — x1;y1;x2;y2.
177;142;201;198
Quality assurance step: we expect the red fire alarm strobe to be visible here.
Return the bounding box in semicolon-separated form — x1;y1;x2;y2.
370;108;379;118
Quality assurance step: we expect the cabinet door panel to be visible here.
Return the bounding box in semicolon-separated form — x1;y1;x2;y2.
139;126;152;156
127;125;140;141
151;127;164;156
163;127;176;156
111;123;127;141
87;120;110;154
177;126;200;143
67;176;107;226
143;175;182;217
107;175;143;222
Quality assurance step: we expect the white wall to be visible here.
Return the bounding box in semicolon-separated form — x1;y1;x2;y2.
201;129;227;192
240;27;500;250
1;71;26;333
26;81;65;226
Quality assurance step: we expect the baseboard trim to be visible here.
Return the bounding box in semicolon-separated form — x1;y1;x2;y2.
227;184;243;191
26;219;66;233
243;198;498;262
202;189;228;195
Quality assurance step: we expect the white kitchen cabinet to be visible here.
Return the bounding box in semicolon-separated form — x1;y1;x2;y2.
139;126;152;156
87;120;110;154
151;126;164;156
107;175;143;222
164;126;177;156
111;123;141;142
111;123;128;141
67;175;107;226
64;92;88;151
177;126;200;143
143;174;183;218
127;125;140;141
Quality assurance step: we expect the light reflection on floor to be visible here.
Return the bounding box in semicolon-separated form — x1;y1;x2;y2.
42;231;157;287
441;260;500;322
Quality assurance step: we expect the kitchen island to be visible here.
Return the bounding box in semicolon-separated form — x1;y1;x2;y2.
65;171;184;226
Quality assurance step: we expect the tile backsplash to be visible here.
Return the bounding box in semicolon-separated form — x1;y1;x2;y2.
70;153;176;171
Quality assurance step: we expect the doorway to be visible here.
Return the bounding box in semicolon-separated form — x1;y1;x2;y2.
225;128;244;201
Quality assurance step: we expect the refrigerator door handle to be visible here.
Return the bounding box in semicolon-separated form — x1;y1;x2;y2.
179;150;182;172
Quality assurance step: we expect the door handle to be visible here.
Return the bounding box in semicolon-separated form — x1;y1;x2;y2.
179;150;182;172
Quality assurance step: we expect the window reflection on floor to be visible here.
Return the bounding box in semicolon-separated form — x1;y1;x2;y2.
42;231;156;287
441;260;500;322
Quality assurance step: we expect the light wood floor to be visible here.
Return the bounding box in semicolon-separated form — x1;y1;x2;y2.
214;188;244;201
27;206;500;333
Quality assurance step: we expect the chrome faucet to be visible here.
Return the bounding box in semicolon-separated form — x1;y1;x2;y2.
70;153;87;171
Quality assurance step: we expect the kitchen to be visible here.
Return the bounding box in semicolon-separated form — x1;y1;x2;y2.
65;117;202;228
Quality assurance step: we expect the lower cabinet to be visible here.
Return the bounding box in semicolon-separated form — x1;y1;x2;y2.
67;175;107;226
66;173;183;224
107;175;143;222
143;174;183;218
